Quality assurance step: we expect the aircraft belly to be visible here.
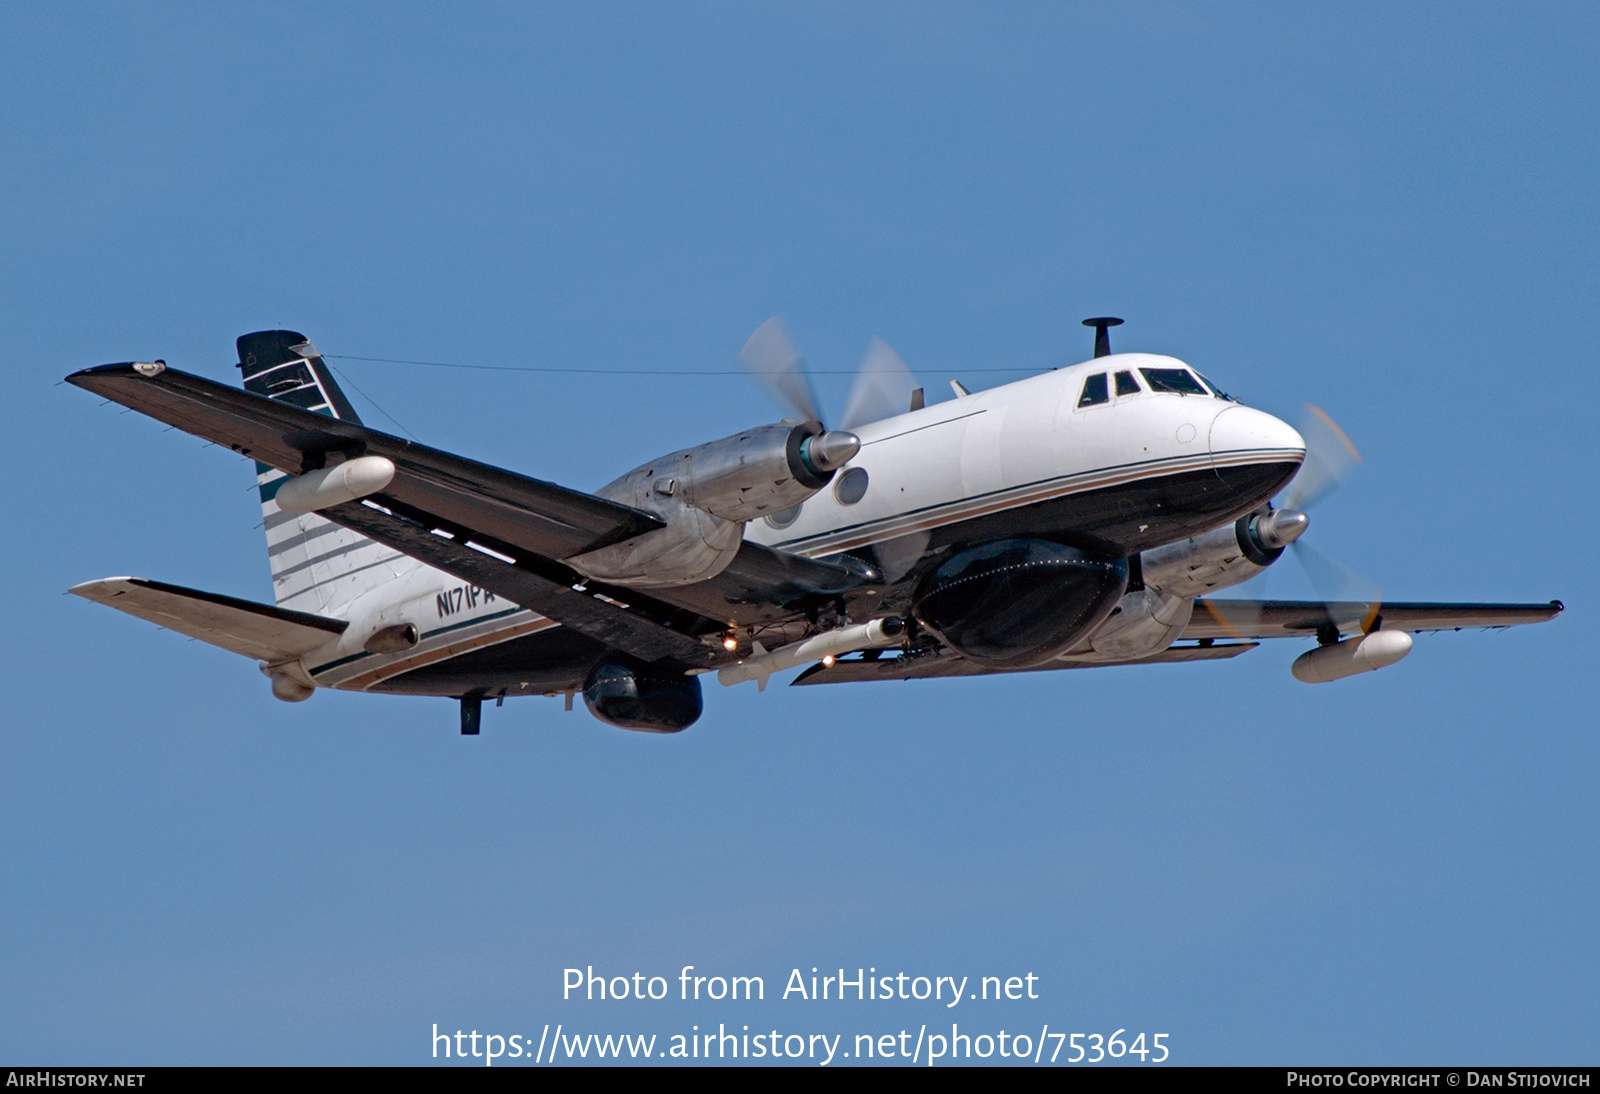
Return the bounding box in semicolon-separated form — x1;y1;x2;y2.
779;456;1299;561
364;626;603;697
918;459;1300;556
315;610;560;690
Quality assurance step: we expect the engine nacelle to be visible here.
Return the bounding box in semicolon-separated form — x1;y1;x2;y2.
666;420;859;523
262;659;316;702
582;656;704;732
567;421;859;588
1069;587;1195;662
566;492;744;588
363;622;419;654
270;673;314;702
1141;507;1308;598
913;539;1127;668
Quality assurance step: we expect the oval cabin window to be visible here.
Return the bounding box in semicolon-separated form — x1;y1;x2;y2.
834;467;869;505
765;504;802;529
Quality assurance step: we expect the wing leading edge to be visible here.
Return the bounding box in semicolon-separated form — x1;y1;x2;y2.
1183;599;1564;641
792;599;1563;686
67;363;663;560
793;641;1261;685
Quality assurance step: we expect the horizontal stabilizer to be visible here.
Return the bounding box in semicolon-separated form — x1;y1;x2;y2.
70;577;346;662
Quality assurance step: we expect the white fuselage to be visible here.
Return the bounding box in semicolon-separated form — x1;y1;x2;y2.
295;353;1304;691
747;353;1301;558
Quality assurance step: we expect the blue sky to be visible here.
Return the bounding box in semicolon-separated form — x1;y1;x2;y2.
1;2;1594;1065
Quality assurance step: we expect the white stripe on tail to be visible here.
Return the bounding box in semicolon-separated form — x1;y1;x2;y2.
238;330;422;615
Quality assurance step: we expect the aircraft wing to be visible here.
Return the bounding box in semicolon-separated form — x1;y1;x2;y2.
794;597;1564;686
316;498;717;665
66;362;862;660
1183;598;1565;641
70;577;346;662
791;641;1260;685
66;364;663;560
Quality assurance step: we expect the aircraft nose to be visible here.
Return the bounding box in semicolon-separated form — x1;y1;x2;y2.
1208;404;1305;466
1207;406;1305;508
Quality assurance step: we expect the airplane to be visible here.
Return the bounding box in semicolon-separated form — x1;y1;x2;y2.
64;318;1562;734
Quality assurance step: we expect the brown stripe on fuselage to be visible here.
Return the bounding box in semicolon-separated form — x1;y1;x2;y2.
785;449;1300;558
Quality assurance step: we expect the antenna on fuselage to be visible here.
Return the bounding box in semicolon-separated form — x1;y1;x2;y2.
1082;316;1124;359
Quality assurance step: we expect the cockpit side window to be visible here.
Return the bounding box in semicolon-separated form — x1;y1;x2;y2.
1196;372;1233;401
1139;368;1209;396
1077;373;1109;407
1114;370;1140;396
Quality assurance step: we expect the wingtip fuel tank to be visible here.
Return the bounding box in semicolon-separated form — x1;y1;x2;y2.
1291;630;1413;684
273;456;396;515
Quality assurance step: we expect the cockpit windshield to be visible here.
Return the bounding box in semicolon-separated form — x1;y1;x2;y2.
1077;373;1109;407
1139;368;1209;396
1196;372;1234;401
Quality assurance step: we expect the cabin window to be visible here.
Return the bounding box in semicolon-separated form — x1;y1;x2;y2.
1139;368;1209;396
834;467;869;505
1114;370;1141;396
765;504;802;529
1077;373;1109;407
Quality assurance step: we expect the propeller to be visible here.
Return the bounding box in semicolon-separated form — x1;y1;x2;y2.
737;316;821;424
1285;403;1363;511
736;317;928;580
1291;538;1382;635
1229;403;1379;642
841;338;919;430
737;317;921;431
1282;405;1380;633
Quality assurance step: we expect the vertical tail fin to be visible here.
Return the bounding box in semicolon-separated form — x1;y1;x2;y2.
241;331;413;614
238;330;364;422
